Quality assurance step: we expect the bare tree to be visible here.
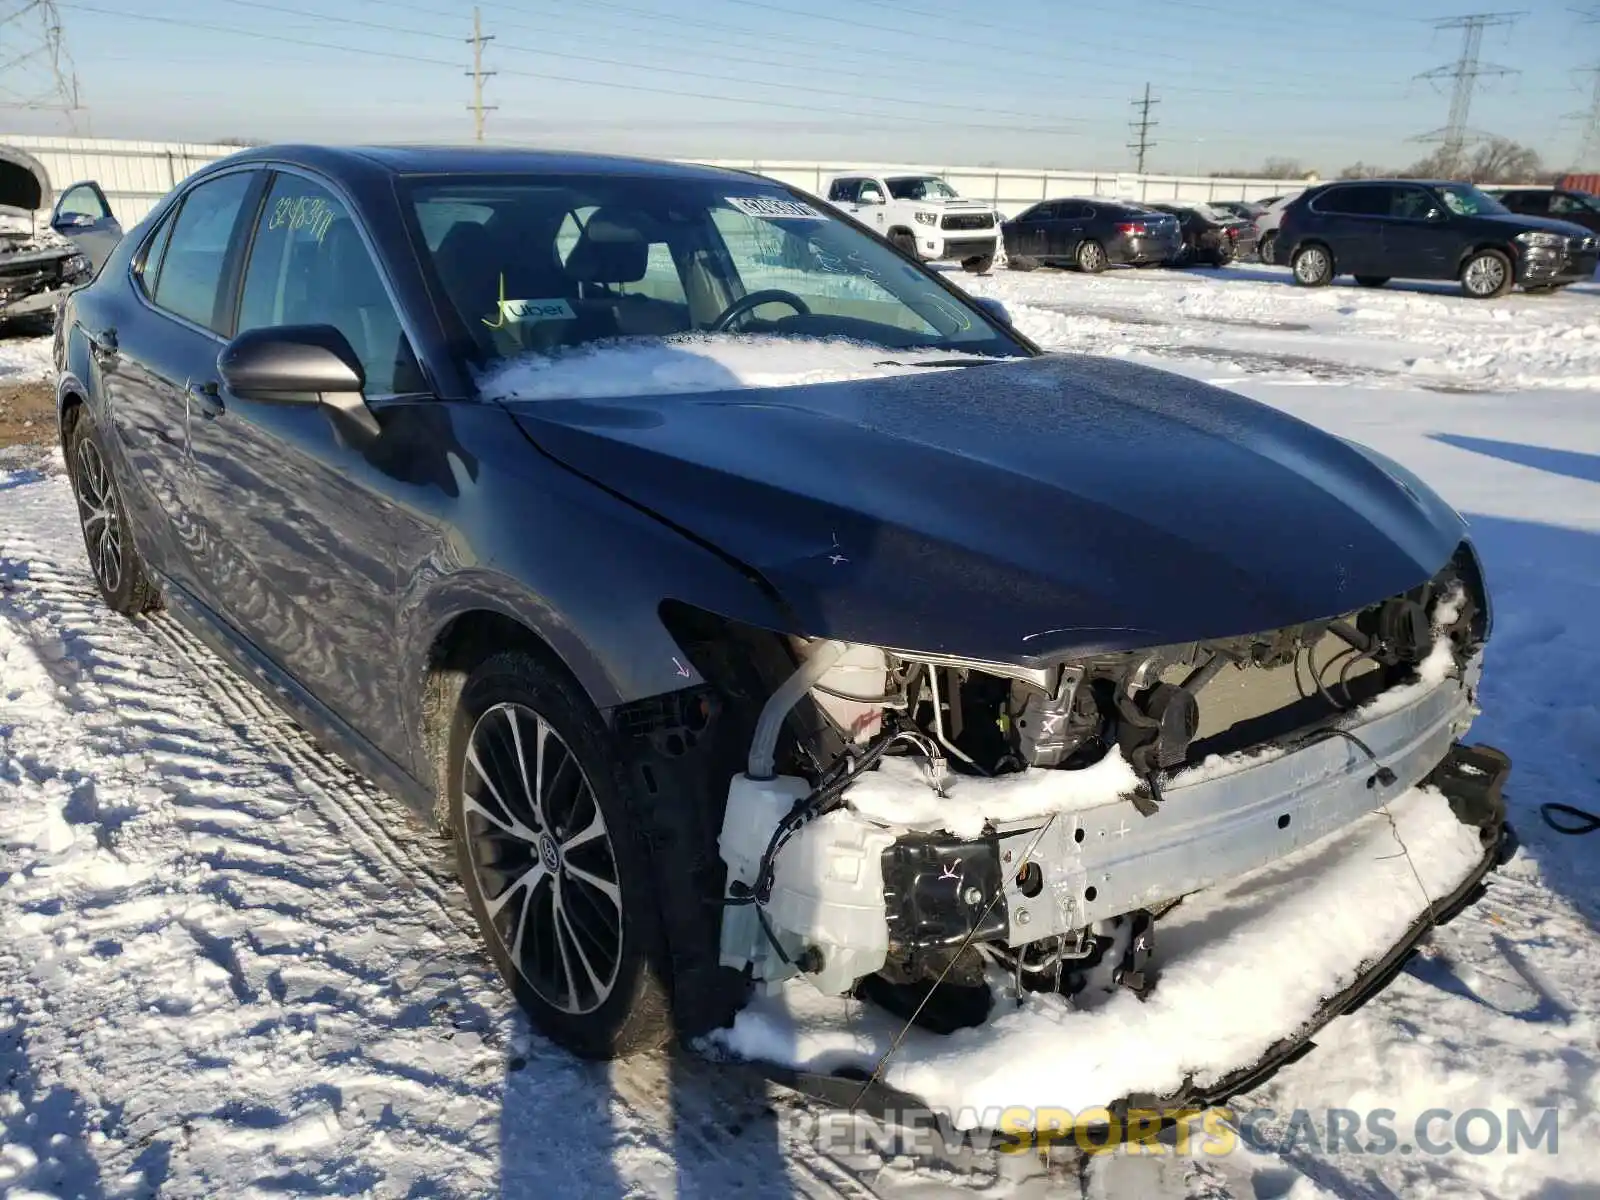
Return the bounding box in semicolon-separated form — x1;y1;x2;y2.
1336;138;1545;183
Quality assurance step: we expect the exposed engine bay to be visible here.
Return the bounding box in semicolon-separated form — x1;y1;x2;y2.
0;207;89;319
714;542;1493;1034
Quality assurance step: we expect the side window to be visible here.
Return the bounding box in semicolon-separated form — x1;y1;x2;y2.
238;174;418;396
57;183;109;222
1550;193;1581;215
828;179;860;203
1080;205;1098;221
134;207;177;299
555;205;599;266
1029;203;1057;221
1318;185;1390;216
152;172;256;333
1390;187;1435;220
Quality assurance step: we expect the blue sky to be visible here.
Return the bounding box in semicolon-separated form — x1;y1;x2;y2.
15;0;1594;173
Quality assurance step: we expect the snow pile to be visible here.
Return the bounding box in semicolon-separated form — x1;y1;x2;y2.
0;334;54;382
479;334;992;401
711;784;1487;1124
844;748;1141;838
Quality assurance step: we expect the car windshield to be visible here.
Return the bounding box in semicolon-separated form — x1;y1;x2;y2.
1434;184;1507;217
885;176;960;201
405;174;1023;366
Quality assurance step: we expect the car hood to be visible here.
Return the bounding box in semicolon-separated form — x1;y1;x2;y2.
504;352;1466;664
1480;212;1594;239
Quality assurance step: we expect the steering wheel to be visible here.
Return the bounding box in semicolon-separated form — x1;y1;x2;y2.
710;289;811;332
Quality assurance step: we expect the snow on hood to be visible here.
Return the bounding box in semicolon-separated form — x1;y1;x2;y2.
477;335;995;402
708;782;1487;1125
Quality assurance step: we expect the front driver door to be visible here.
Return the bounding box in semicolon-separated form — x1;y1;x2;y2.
184;169;430;763
51;181;124;271
1382;186;1456;279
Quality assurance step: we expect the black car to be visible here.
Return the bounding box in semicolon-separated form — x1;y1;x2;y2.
1002;197;1181;272
53;146;1506;1076
1490;186;1600;237
1141;202;1251;266
1277;179;1597;298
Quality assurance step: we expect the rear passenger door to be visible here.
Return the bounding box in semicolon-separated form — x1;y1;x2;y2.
1309;184;1388;276
103;168;262;598
1044;201;1086;258
184;169;430;762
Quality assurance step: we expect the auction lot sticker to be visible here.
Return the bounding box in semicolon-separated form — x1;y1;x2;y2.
726;196;826;219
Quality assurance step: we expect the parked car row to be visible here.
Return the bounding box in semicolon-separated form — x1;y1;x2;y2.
996;196;1260;274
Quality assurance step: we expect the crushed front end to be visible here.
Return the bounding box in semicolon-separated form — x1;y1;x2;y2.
715;539;1510;1035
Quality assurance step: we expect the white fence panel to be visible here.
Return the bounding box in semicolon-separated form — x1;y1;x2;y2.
0;134;237;225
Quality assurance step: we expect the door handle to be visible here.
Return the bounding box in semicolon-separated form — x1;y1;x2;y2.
189;380;225;419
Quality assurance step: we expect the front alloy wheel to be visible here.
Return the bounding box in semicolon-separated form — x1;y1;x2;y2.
462;701;623;1016
448;650;675;1059
1461;250;1513;299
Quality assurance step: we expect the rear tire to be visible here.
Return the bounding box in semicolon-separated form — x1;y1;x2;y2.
66;406;161;616
1291;243;1334;287
1075;239;1107;274
1460;249;1513;299
1258;231;1278;265
961;254;995;275
448;650;677;1060
1355;276;1390;288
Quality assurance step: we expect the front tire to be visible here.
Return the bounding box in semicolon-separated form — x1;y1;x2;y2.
66;407;161;615
1291;243;1334;287
449;651;673;1059
1460;249;1513;299
1355;276;1390;288
961;254;995;275
1076;239;1107;273
890;230;918;257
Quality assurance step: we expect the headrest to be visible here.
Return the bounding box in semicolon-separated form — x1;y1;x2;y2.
563;209;650;284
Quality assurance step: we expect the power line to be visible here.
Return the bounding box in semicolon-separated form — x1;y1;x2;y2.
1128;82;1158;173
466;5;495;142
1570;7;1600;168
55;2;1083;136
1411;11;1525;168
0;0;81;125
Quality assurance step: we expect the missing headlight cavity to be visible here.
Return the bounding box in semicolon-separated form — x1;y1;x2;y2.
687;546;1491;1036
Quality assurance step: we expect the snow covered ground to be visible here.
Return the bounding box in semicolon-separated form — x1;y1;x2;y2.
4;265;1599;1198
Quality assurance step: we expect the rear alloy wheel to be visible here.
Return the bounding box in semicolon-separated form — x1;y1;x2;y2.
450;651;672;1059
1291;244;1333;287
962;254;995;275
1355;276;1390;288
1076;239;1107;273
1460;249;1513;299
67;408;161;615
1258;231;1278;265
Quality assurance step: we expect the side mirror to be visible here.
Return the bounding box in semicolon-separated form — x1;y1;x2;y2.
974;296;1013;327
53;211;93;229
1425;207;1447;223
219;324;379;441
861;192;885;206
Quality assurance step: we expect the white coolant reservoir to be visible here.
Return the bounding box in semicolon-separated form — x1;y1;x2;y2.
719;773;812;889
796;639;888;742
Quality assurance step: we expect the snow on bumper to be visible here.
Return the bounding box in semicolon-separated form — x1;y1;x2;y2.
997;659;1482;941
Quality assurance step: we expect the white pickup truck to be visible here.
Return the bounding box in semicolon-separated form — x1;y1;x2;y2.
823;172;1001;273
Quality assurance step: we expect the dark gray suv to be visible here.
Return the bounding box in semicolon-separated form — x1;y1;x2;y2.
1277;179;1597;298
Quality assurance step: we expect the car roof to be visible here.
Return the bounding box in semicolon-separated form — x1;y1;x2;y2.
204;143;767;186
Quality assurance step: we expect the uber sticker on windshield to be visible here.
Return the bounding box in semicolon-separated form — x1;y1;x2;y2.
499;297;577;323
725;196;825;220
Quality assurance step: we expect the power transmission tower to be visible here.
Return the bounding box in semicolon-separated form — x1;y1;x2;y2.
1412;11;1525;170
0;0;83;128
1571;7;1600;167
1128;83;1158;174
466;6;496;142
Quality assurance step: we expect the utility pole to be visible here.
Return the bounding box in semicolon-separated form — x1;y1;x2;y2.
466;6;496;143
1127;83;1158;174
1412;11;1524;171
0;0;83;129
